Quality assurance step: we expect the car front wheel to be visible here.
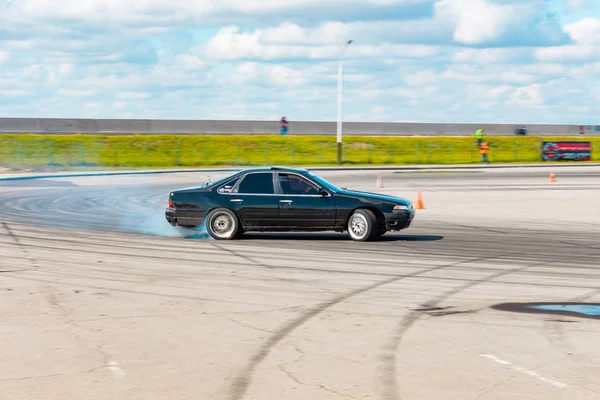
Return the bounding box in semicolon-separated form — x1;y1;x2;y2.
347;209;378;242
206;208;241;240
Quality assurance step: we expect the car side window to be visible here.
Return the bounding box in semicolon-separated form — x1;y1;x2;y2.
236;173;274;194
279;173;319;195
217;177;240;194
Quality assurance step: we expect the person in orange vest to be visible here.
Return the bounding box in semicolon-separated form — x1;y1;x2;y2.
480;142;489;163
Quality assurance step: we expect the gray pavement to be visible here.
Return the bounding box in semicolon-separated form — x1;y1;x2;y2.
0;168;599;400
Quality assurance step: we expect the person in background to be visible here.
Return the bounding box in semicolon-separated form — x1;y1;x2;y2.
475;128;484;146
480;142;489;164
280;116;289;136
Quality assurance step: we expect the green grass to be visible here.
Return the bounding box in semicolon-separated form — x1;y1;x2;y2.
0;134;598;170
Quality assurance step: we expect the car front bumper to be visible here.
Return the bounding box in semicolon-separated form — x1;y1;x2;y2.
384;210;415;230
165;208;177;226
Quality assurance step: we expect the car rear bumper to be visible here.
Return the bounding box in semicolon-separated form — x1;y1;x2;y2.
384;210;415;230
165;208;177;226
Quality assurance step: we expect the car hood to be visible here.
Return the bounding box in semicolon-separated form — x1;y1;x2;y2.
338;189;412;206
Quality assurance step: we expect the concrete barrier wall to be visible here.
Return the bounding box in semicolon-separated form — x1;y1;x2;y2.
1;117;599;136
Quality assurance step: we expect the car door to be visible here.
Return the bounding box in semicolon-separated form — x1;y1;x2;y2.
226;171;279;228
276;172;336;229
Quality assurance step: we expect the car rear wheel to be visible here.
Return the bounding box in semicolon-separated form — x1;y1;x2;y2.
206;208;241;240
347;209;378;241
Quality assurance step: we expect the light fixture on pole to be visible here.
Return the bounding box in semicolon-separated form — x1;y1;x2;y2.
337;39;353;166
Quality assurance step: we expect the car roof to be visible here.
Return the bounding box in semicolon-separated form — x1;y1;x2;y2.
236;166;310;174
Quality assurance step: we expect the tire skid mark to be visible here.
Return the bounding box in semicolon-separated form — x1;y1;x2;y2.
11;261;600;303
21;255;600;286
0;233;432;271
12;236;581;281
226;250;531;400
1;221;40;269
4;233;598;275
3;273;287;307
0;229;223;254
380;261;551;400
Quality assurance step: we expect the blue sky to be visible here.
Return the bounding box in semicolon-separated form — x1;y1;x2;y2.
0;0;599;124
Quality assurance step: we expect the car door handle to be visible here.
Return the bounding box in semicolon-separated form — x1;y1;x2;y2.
230;199;243;203
279;200;293;204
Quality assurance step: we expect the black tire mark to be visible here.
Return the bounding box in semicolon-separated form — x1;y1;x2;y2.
3;273;276;306
226;250;532;400
1;221;40;268
0;231;554;279
9;236;600;284
380;262;547;400
10;258;600;306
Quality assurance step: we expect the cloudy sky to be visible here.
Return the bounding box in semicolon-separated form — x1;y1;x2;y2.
0;0;599;123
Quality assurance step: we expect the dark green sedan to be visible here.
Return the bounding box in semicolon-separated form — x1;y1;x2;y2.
166;166;415;241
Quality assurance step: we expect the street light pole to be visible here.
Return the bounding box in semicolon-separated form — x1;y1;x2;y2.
337;39;352;166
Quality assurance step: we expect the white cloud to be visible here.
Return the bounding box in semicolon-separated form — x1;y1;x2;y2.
227;62;311;87
535;45;600;62
204;26;440;60
117;92;151;99
174;54;205;69
404;70;438;86
4;89;33;97
532;18;600;64
564;18;600;44
566;0;587;10
83;102;104;109
1;0;434;29
58;64;74;77
487;85;513;99
499;71;535;84
58;89;97;97
452;48;532;64
568;105;590;112
509;84;543;107
372;105;385;114
3;41;35;50
520;64;566;75
438;0;518;45
0;51;9;64
240;19;445;46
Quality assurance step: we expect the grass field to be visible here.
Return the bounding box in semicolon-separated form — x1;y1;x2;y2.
0;134;598;170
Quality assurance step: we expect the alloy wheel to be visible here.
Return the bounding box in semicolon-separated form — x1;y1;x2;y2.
210;213;236;238
349;213;368;240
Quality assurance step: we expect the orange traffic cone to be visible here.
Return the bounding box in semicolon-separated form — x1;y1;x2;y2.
416;191;425;209
376;176;384;188
549;172;556;183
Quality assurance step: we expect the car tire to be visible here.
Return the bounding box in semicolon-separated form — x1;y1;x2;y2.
347;209;379;242
206;208;241;240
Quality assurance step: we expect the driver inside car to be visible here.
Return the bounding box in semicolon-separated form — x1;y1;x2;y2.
287;176;316;194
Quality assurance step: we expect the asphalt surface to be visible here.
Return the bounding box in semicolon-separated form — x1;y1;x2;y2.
1;167;600;400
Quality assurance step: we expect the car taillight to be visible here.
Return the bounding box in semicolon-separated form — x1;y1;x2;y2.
168;199;174;208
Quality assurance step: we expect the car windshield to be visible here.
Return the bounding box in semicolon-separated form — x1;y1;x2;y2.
307;172;343;192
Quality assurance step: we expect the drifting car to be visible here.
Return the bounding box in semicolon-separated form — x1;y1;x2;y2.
165;166;415;241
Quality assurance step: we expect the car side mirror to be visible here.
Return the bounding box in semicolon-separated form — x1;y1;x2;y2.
318;188;329;197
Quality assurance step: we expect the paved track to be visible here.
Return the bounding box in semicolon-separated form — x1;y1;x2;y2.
1;167;600;400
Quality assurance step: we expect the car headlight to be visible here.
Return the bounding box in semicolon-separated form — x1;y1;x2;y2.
394;205;409;211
